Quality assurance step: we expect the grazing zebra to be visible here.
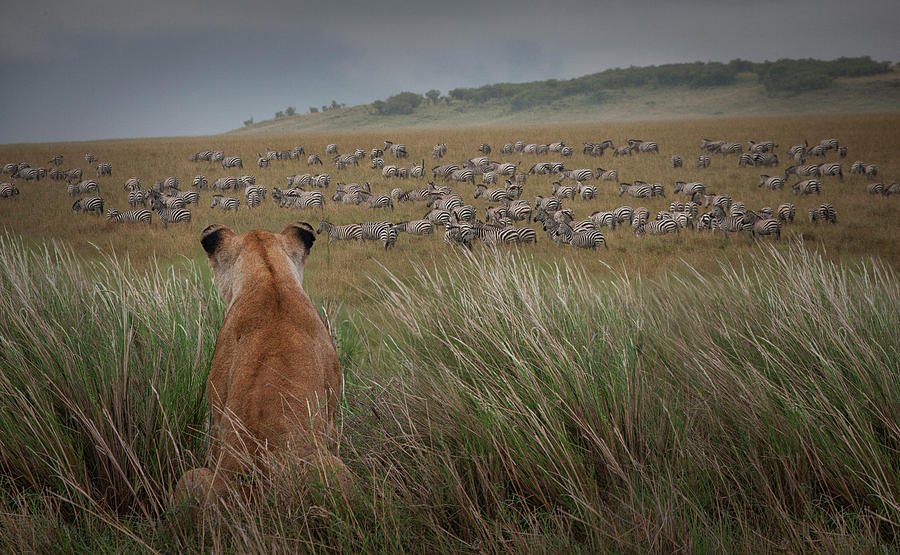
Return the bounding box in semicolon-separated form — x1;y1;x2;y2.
66;168;83;181
700;139;725;154
365;194;394;210
444;223;474;249
748;218;781;240
703;194;732;212
551;221;607;249
671;155;683;168
808;203;837;224
748;140;776;153
72;196;104;216
711;215;747;237
257;154;270;168
333;153;358;169
866;183;885;195
128;189;149;207
213;176;239;190
485;205;509;223
325;144;338;155
172;189;199;205
432;163;460;178
589;211;617;229
222;156;242;169
191;175;207;189
308;154;322;166
424;209;451;227
96;162;112;176
628;139;659;154
106;208;151;224
882;183;899;196
154;206;192;229
478;143;491;155
479;225;520;246
719;142;742;157
865;164;878;178
758;175;785;190
395;219;435;236
359;221;393;241
534;195;562;212
481;171;498;185
838;146;848;158
378;225;398;250
551;181;576;200
67;179;100;196
288;173;313;187
752;153;779;167
515;227;537;244
447;169;475;184
818;138;839;151
502;199;532;223
787;144;806;160
383;141;408;159
0;182;19;198
122;177;142;192
411;161;425;178
371;157;385;169
791;179;821;195
697;155;711;168
432;143;447;159
317;220;362;242
560;146;574;157
612;145;632;157
785;164;819;178
808;145;827;157
576;182;597;200
288;191;325;209
451;204;477;223
758;206;774;219
613;206;634;226
729;202;747;217
313;173;330;188
210;195;239;210
559;168;593;182
818;163;843;180
292;145;306;158
528;162;554;175
382;165;398;178
673;181;706;197
497;162;520;176
428;194;464;212
85;153;96;164
501;143;515;154
849;161;865;175
596;168;618;182
777;203;795;222
738;153;754;167
619;182;653;198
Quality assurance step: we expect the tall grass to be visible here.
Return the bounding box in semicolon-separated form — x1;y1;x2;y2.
1;233;898;551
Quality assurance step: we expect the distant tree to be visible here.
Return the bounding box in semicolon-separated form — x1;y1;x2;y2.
285;106;296;116
309;106;319;113
243;118;254;127
330;100;340;110
322;105;328;112
425;89;440;103
380;91;424;115
275;110;285;119
371;100;385;114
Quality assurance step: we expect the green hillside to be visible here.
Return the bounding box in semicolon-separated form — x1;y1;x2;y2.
229;58;899;135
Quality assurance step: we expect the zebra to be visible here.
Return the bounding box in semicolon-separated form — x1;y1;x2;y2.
288;174;313;187
560;146;574;157
865;164;878;178
447;169;475;184
211;195;240;210
612;145;633;157
384;141;408;158
67;179;100;196
785;164;819;178
428;194;464;212
0;182;19;198
308;154;322;166
748;140;776;153
481;171;498;185
222;156;242;169
787;144;806;161
551;181;576;200
325;144;338;155
552;221;608;249
589;211;617;229
791;179;821;195
432;143;447;159
173;190;199;205
703;194;732;212
72;196;104;216
382;165;398;178
424;209;451;227
838;146;848;158
66;168;83;181
411;161;425;178
628;139;659;154
479;225;520;246
673;181;706;197
444;223;474;250
85;153;96;164
502;199;532;223
257;154;270;168
128;189;149;208
192;175;207;189
123;177;141;191
619;183;653;198
534;195;562;212
515;227;538;244
671;155;683;168
697;155;711;168
313;173;330;188
394;219;435;235
808;203;837;224
758;175;785;190
866;183;885;195
106;208;151;224
614;206;635;226
154;206;192;229
729;202;747;217
378;225;398;250
808;145;827;157
596;168;618;182
883;183;899;196
47;154;63;166
292;191;325;209
372;157;385;169
719;142;742;157
529;162;554;175
485;205;509;224
292;145;306;159
576;182;597;200
818;163;843;180
752;153;779;167
317;220;362;241
748;218;781;240
370;148;384;160
213;176;239;190
359;221;393;241
700;139;725;154
333;153;358;169
738;153;755;167
559;168;593;182
432;164;460;178
818;138;839;151
451;205;477;224
478;143;491;155
365;194;394;210
777;203;795;222
501;143;515;155
711;215;747;237
95;162;112;176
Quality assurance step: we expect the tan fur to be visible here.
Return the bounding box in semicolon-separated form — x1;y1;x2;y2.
175;222;343;511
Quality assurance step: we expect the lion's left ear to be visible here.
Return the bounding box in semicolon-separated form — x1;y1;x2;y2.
280;222;316;256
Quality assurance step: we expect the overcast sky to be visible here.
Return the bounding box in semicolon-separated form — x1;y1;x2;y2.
1;0;897;144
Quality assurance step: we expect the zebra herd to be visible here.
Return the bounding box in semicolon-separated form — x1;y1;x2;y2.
1;132;895;256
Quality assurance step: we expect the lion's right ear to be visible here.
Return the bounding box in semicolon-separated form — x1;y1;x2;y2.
281;222;316;254
201;224;235;257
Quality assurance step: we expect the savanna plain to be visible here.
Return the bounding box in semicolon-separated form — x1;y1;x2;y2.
0;113;898;552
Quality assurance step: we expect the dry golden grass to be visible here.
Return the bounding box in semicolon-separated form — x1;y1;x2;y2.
1;112;898;303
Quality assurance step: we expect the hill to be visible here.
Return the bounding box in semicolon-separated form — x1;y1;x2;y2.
229;57;900;135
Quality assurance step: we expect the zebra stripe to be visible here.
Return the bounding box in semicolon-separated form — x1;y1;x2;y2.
619;183;653;198
671;155;683;168
451;205;477;224
0;182;19;197
210;195;239;210
673;181;706;197
326;144;339;155
866;183;885;195
106;208;151;224
818;163;843;179
791;179;821;195
359;221;393;241
447;169;475;184
317;220;362;241
758;175;785;190
222;156;242;169
128;190;149;208
308;154;322;166
596;168;618;182
808;203;837;224
777;203;795;222
156;207;192;229
559;168;593;182
96;162;112;176
576;182;597;200
697;155;711;168
444;223;474;249
380;225;398;250
432;143;447;159
395;219;435;235
749;218;781;240
551;182;576;200
384;141;408;159
424;209;451;227
72;196;104;216
719;142;742;157
213;176;239;190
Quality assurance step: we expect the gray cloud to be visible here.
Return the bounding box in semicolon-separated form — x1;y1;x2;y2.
1;0;897;143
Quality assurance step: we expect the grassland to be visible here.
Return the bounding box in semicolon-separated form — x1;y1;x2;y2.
1;113;899;552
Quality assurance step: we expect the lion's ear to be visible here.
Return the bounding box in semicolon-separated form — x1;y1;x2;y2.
201;224;235;257
281;222;316;254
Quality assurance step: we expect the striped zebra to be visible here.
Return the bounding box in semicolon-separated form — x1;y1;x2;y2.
325;144;339;155
173;190;199;205
49;168;66;180
213;176;239;190
411;161;425;178
523;143;538;155
432;143;447;159
614;206;635;226
738;153;755;167
257;154;270;168
818;163;843;180
123;177;141;191
288;174;313;187
501;143;515;154
619;182;653;198
15;167;40;181
444;223;474;250
383;141;408;159
478;143;492;155
700;139;725;154
128;189;149;207
785;164;819;178
534;195;562;212
106;208;151;224
849;161;865;175
589;211;617;229
193;175;207;189
559;168;593;182
485;205;509;223
818;138;839;151
752;153;779;167
394;219;435;235
865;165;878;178
481;171;498;185
866;183;885;195
222;156;242;169
551;181;576;200
671;155;683;168
748;218;781;240
808;145;827;157
791;179;821;195
0;182;19;198
502;199;532;223
612;145;633;157
838;146;848;158
150;191;186;209
777;203;795;222
382;165;398;178
155;207;192;229
596;168;618;182
428;194;464;212
528;162;554;175
447;169;475;184
291;191;325;209
359;221;393;241
628;139;659;154
673;181;706;197
703;194;732;212
72;196;104;216
729;202;747;217
882;183;899;196
292;145;306;158
424;209;451;227
378;225;398;250
787;144;806;160
211;195;240;210
67;179;100;196
313;173;330;188
369;148;384;160
317;220;362;241
451;205;477;223
85;153;96;164
479;225;520;246
719;142;742;157
552;221;607;249
432;163;460;178
576;182;597;200
515;227;537;244
66;168;83;181
758;206;774;219
308;154;322;166
371;157;385;169
758;175;785;190
711;215;747;237
748;140;776;153
333;153;358;169
560;146;574;157
393;187;431;203
697;155;711;168
365;194;394;210
808;203;837;224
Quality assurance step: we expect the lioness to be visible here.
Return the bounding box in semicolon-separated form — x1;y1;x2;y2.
175;222;343;509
